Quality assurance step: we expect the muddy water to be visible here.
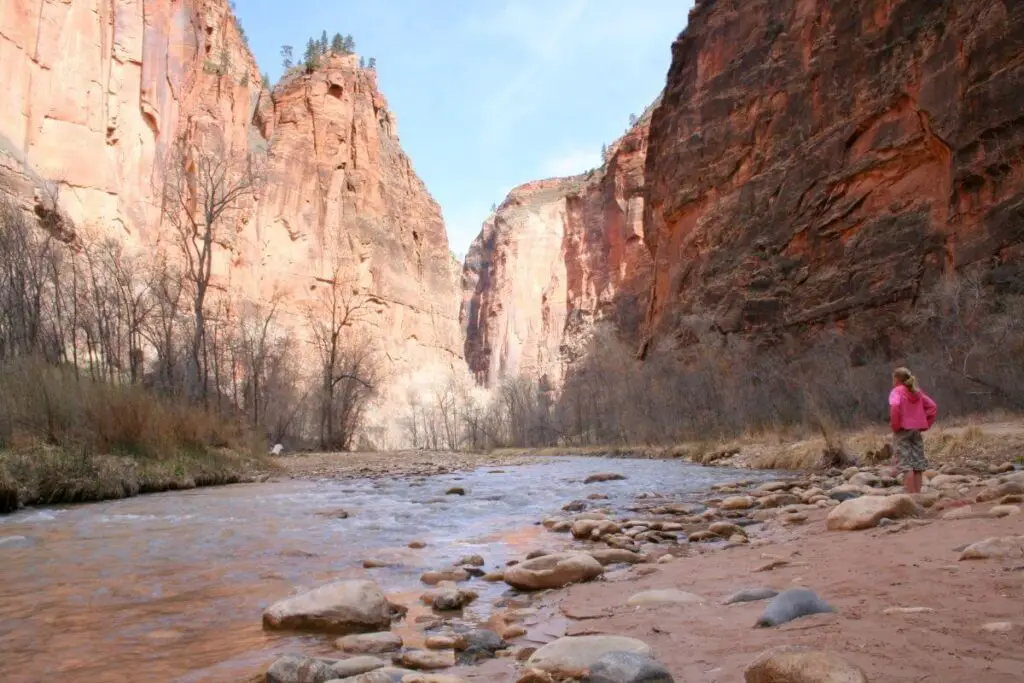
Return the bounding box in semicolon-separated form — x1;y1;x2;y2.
0;457;770;683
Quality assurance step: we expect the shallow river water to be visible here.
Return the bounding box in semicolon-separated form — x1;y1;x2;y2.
0;456;773;682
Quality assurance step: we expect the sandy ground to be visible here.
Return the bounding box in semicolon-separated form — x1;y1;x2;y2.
434;493;1024;682
271;450;543;479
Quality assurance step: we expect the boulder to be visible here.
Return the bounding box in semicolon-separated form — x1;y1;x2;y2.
589;549;646;566
331;656;390;678
627;589;704;607
584;651;675;682
421;584;478;611
562;500;588;512
420;569;470;585
756;588;835;627
342;668;419;683
721;496;755;510
504;553;604;590
445;487;466;496
335;632;404;654
396;649;456;670
454;629;507;663
826;494;920;531
848;472;879;487
572;519;621;540
744;646;867;683
401;675;468;683
585;472;627;484
263;580;393;634
709;521;745;538
527;635;652;676
988;505;1021;518
958;536;1024;560
265;655;336;683
759;493;803;509
976;482;1024;502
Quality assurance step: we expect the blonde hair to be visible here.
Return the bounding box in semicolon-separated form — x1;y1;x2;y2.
893;367;918;392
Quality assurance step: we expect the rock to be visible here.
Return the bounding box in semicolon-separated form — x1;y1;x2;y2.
562;500;588;512
588;493;610;500
336;632;404;654
550;521;572;533
342;667;419;683
988;505;1021;518
584;651;675;682
709;521;745;538
941;505;988;521
263;580;393;634
976;482;1024;502
454;629;507;662
585;473;627;484
265;655;337;683
455;554;484;567
421;584;478;611
504;552;604;590
826;494;921;531
656;555;675;564
958;536;1024;560
396;650;456;670
483;570;505;582
363;559;394;569
401;675;467;683
759;481;794;492
445;487;466;496
425;635;458;649
744;646;867;683
408;541;427;549
981;621;1017;633
848;472;879;487
999;494;1024;505
721;496;755;510
420;569;470;585
759;493;803;509
756;588;835;628
627;589;703;606
332;656;391;678
572;519;621;540
589;549;646;565
517;669;556;683
723;588;779;605
754;559;789;572
501;624;528;639
527;635;652;676
687;530;719;542
989;463;1016;475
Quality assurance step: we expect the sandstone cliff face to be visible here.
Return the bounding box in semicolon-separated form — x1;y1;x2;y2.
461;116;654;387
0;0;261;237
251;54;464;443
643;0;1024;350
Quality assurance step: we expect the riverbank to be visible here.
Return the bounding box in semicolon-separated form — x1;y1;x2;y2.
0;446;270;513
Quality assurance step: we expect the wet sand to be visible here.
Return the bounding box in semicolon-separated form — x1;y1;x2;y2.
452;499;1024;681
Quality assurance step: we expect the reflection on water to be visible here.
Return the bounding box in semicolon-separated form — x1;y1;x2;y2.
0;457;769;682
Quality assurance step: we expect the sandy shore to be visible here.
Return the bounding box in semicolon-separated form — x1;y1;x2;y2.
442;481;1024;681
271;450;544;480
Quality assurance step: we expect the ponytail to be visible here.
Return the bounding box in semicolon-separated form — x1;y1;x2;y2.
893;366;917;393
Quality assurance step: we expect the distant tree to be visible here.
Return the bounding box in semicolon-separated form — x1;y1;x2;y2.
319;30;329;54
303;38;321;71
359;56;366;69
628;113;638;127
367;56;376;70
280;45;293;70
600;143;608;162
262;72;271;89
490;202;497;212
331;33;345;54
218;49;230;76
343;34;356;53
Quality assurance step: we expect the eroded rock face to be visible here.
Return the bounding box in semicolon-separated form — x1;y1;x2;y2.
643;0;1024;348
461;112;655;388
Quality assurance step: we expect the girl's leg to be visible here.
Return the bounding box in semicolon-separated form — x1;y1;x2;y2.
915;471;925;493
903;470;914;492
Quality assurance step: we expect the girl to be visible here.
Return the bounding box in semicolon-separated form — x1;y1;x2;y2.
889;367;938;494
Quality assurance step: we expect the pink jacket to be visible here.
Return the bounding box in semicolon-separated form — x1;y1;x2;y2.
889;385;937;432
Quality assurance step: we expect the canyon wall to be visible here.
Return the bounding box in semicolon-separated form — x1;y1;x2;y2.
461;114;654;388
0;1;463;447
643;0;1024;353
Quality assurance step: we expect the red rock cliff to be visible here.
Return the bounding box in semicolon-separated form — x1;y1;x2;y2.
461;114;654;387
643;0;1024;349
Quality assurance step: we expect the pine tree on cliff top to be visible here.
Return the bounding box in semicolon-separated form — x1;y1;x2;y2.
367;56;376;70
331;33;345;54
343;34;356;53
319;30;329;54
280;44;293;70
303;38;321;71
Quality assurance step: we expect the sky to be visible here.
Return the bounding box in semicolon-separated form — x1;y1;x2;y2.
234;0;695;258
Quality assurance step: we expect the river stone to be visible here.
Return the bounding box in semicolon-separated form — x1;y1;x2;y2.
755;588;835;628
723;588;779;605
988;505;1021;518
339;668;419;683
331;656;390;677
583;651;674;682
744;646;867;683
445;487;466;496
958;536;1024;560
721;496;755;510
420;568;470;585
627;589;704;607
527;635;652;675
421;583;477;611
265;655;336;683
263;580;392;634
709;522;745;538
563;500;588;512
589;549;645;565
504;552;604;590
585;472;627;484
455;554;484;567
454;629;507;663
401;675;468;683
335;632;403;654
826;494;920;531
396;649;456;670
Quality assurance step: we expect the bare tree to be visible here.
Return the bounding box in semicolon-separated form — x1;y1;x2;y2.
306;263;377;450
159;137;264;403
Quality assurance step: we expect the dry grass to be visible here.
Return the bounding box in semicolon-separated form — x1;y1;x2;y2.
0;359;269;512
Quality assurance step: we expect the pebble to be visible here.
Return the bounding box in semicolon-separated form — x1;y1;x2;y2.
408;541;427;549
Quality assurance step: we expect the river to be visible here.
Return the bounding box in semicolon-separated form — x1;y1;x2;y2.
0;456;773;682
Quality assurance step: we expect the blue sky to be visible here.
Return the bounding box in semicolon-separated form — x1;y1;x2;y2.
235;0;694;257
